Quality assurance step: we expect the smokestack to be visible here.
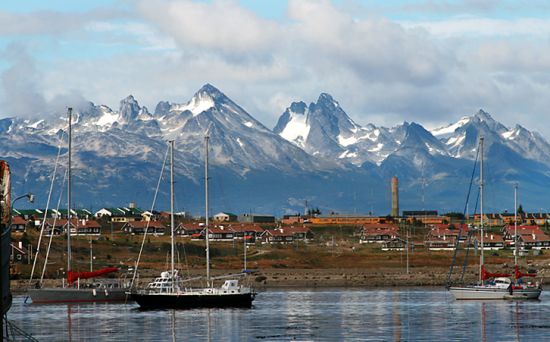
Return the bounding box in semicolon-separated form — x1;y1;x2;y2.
391;176;399;217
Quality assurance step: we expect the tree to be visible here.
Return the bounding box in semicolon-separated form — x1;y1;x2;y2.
518;204;525;215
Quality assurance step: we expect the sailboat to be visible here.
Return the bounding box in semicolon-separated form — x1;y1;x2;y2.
28;108;130;304
502;184;542;300
129;137;256;309
448;138;541;300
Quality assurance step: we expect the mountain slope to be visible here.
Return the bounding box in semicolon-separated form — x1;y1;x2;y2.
3;86;550;215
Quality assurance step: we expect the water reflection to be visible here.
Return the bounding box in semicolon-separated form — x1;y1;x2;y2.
7;289;550;340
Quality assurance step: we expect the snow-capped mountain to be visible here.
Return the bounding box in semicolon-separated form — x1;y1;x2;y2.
432;110;550;166
3;84;550;215
149;84;328;175
274;94;401;166
0;84;342;215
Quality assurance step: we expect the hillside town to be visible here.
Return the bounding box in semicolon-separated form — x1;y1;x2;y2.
8;200;550;269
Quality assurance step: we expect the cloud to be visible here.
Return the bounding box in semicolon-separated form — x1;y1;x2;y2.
0;43;87;119
402;17;550;38
2;0;550;139
401;0;503;15
0;8;127;36
136;0;279;60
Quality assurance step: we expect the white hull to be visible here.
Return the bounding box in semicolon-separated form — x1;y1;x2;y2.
449;286;509;300
449;286;542;300
504;288;542;300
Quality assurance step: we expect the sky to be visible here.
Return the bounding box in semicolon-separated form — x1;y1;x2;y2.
1;0;550;136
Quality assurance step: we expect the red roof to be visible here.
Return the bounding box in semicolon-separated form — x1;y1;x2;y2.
46;218;101;228
208;226;235;234
431;223;469;232
178;223;203;230
505;225;543;236
265;229;293;237
363;223;398;230
475;233;505;243
11;216;27;225
229;224;264;233
280;226;311;234
127;221;165;229
519;233;550;243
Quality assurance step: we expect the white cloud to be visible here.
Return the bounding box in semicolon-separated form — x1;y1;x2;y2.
2;0;550;139
402;17;550;38
136;0;279;58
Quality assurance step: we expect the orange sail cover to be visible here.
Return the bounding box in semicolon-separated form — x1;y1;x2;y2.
67;267;119;284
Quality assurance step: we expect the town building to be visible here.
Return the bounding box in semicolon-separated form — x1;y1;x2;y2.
213;212;238;222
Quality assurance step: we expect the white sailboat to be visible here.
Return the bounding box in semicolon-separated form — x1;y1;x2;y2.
129;137;256;309
502;184;542;300
28;108;130;304
449;137;541;300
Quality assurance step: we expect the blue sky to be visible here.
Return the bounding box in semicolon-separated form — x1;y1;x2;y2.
1;0;550;136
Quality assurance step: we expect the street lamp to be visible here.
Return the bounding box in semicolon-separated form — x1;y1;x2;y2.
12;193;34;208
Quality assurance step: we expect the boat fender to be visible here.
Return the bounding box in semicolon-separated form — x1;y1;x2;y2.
93;289;97;297
105;289;109;297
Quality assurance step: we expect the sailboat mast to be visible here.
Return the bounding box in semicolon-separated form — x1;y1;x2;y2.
514;184;518;266
479;137;484;284
170;140;175;292
67;107;73;273
205;135;210;285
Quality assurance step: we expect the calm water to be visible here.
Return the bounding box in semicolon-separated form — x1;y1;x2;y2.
7;288;550;341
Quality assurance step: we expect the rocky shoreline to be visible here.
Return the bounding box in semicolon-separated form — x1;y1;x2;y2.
12;265;549;293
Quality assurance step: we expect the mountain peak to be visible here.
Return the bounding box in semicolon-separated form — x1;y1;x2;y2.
196;83;225;100
119;95;140;121
474;109;493;122
317;93;339;108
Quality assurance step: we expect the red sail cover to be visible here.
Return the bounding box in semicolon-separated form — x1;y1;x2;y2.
515;265;537;278
67;267;119;284
481;265;510;280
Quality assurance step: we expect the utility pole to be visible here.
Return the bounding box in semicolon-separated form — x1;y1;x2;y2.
406;226;410;274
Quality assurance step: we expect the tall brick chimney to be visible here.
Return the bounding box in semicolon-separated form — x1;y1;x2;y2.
391;176;399;217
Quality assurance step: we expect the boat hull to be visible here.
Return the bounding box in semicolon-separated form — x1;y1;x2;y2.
28;287;131;304
130;292;255;309
449;286;542;300
448;286;510;300
504;288;542;300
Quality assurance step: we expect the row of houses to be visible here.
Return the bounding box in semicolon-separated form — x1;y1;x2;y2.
12;204;276;225
123;222;312;244
11;215;313;244
359;223;550;252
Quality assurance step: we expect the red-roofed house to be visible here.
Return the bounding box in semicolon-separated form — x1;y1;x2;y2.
176;223;204;237
207;226;235;241
474;233;505;250
504;225;550;250
122;221;165;235
427;224;469;243
230;224;264;243
360;224;399;244
261;226;313;244
10;216;27;232
425;236;457;251
74;219;102;235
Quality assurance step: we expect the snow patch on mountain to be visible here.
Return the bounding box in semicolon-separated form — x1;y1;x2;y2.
431;116;471;138
174;92;215;116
